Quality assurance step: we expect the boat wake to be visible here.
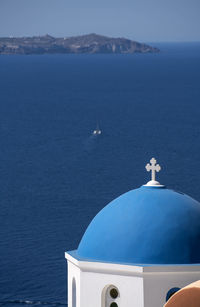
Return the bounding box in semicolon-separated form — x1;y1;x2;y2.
92;123;102;136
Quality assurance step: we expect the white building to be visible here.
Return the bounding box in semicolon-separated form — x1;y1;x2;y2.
65;158;200;307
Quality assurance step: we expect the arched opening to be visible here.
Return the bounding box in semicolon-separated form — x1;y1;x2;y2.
166;287;180;302
101;285;120;307
72;277;76;307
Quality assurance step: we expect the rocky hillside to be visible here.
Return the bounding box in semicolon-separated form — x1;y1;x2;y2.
0;33;159;54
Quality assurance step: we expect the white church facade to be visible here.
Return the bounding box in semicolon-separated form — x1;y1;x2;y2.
65;158;200;307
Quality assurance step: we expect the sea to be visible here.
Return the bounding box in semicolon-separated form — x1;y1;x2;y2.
0;43;200;306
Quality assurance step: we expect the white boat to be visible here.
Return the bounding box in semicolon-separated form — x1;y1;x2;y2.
93;123;101;135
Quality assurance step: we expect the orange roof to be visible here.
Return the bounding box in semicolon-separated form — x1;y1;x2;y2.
164;280;200;307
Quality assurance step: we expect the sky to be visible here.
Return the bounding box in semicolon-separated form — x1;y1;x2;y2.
0;0;200;42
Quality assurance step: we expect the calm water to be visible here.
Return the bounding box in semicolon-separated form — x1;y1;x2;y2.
0;43;200;306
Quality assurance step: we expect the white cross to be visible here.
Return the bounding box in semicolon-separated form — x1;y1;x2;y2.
145;158;161;182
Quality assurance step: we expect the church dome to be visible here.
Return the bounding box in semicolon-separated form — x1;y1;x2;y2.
77;161;200;265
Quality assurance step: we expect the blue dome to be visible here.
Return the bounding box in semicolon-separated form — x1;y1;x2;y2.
77;186;200;265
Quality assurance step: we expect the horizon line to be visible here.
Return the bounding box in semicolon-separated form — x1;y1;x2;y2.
0;33;200;44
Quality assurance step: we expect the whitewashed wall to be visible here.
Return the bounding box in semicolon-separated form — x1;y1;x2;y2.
66;252;200;307
143;266;200;307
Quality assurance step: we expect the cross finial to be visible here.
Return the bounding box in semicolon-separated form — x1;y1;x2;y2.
145;158;162;187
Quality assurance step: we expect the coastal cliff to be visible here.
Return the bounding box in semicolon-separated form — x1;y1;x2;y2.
0;33;159;55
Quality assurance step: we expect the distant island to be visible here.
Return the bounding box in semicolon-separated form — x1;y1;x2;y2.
0;34;159;55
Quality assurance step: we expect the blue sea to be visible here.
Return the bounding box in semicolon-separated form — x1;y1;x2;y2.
0;43;200;306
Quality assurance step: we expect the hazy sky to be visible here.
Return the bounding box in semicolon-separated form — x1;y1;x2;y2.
0;0;199;42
